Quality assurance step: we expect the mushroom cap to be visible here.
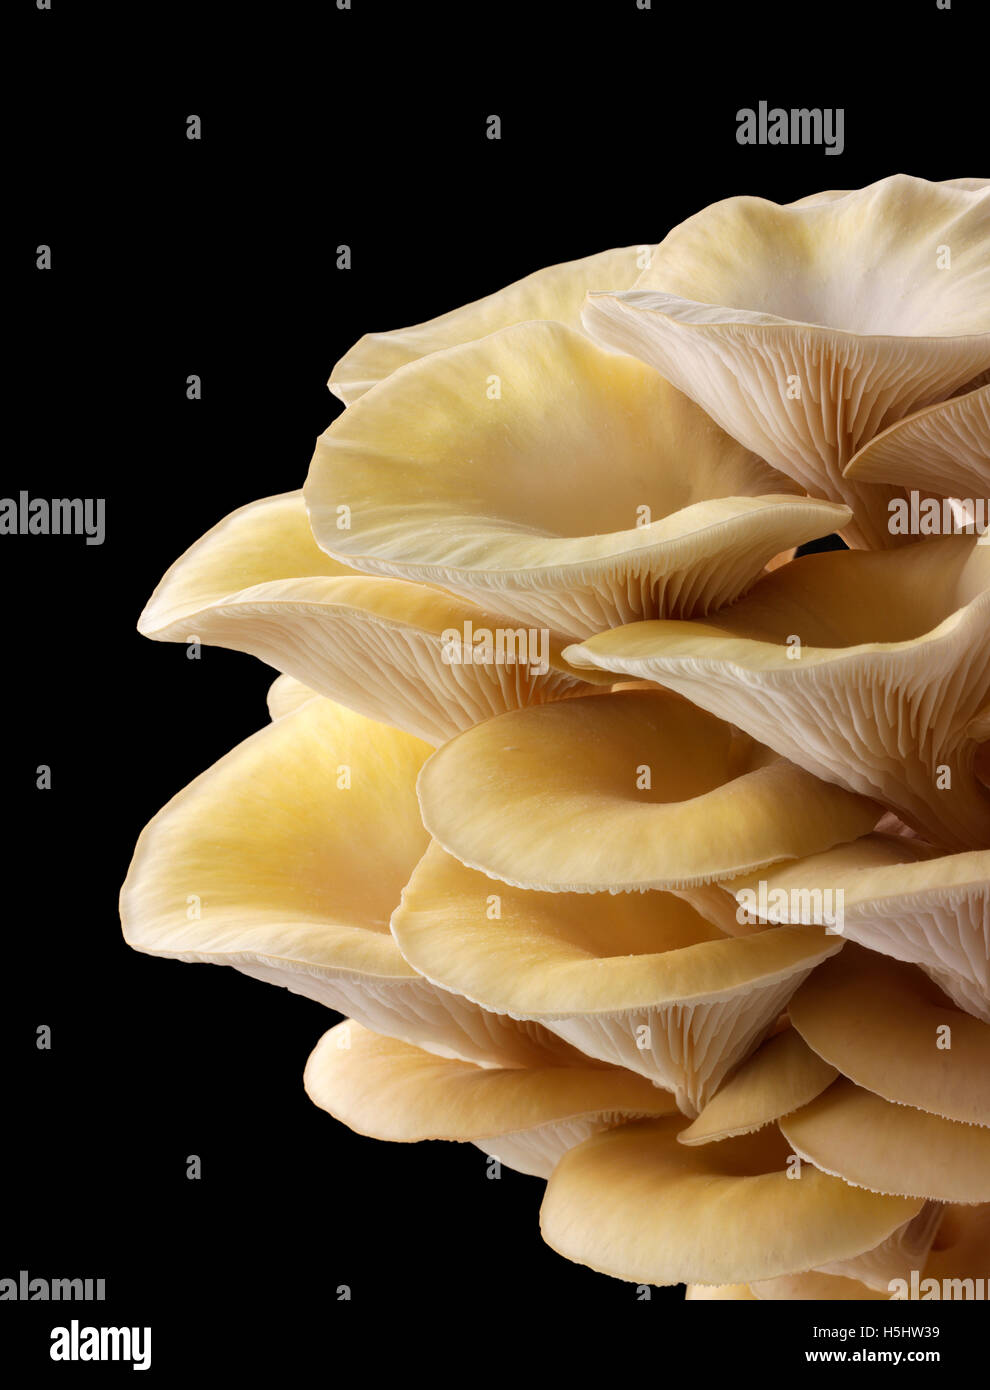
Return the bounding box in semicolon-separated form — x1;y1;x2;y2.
392;841;842;1112
781;1078;990;1203
138;491;591;745
416;688;879;893
677;1027;837;1146
304;1019;677;1178
582;175;990;547
119;696;574;1069
816;1202;944;1291
564;538;990;848
540;1117;921;1286
730;838;990;1022
306;320;849;640
789;944;990;1126
844;382;990;501
266;673;319;720
329;244;647;405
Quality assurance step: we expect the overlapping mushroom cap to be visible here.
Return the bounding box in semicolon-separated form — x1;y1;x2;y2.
120;695;581;1069
844;381;990;505
392;842;843;1115
582;175;990;547
307;321;849;639
416;688;879;891
138;490;593;744
328;244;650;405
565;537;990;848
304;1019;677;1178
123;176;990;1306
729;836;990;1021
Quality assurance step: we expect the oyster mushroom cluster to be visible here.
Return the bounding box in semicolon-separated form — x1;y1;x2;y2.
121;174;990;1299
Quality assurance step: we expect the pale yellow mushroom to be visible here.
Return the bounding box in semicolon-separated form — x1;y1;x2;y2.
844;382;990;504
416;687;879;892
781;1079;990;1203
788;944;990;1126
729;837;990;1022
677;1027;837;1145
138;491;591;745
306;321;850;640
814;1203;944;1292
540;1117;921;1286
392;842;842;1115
329;244;648;405
120;697;577;1069
565;537;990;848
583;175;990;547
266;673;320;720
304;1020;677;1178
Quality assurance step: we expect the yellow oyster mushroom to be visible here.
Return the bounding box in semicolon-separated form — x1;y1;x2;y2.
120;696;575;1070
540;1117;921;1286
788;944;990;1127
730;837;990;1022
416;688;879;892
306;321;850;640
392;842;841;1115
304;1019;677;1179
329;244;648;405
813;1203;944;1293
266;672;320;720
583;175;990;547
565;537;990;849
677;1027;837;1145
844;381;990;505
138;491;591;745
781;1079;990;1203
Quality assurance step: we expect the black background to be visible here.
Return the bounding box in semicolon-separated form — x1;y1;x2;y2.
7;0;987;1376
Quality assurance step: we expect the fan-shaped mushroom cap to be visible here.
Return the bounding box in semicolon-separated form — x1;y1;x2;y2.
844;383;990;502
120;697;574;1069
329;245;647;405
564;538;990;849
416;689;878;893
392;842;841;1114
788;945;990;1126
582;175;990;547
138;491;590;745
306;321;850;641
304;1019;677;1178
730;838;990;1023
815;1203;944;1291
266;673;320;720
540;1118;921;1286
781;1079;990;1203
677;1028;837;1145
